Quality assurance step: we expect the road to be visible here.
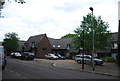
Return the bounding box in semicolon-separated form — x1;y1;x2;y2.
2;57;118;79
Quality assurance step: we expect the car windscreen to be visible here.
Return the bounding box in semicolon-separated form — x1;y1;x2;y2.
29;53;34;56
15;53;21;56
50;54;55;56
76;55;81;58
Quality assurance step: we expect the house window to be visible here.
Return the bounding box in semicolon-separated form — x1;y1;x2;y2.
114;42;118;49
53;45;55;48
67;44;70;47
42;48;47;50
67;44;70;50
112;42;118;49
24;43;27;46
32;42;36;48
57;45;60;48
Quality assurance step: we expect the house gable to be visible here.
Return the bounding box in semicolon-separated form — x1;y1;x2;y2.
36;34;52;58
24;34;52;58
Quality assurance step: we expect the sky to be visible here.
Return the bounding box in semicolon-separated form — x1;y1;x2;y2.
0;0;119;41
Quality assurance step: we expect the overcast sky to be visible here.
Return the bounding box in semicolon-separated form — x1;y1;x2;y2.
0;0;119;41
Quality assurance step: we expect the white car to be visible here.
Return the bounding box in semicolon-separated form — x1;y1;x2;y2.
10;52;21;58
45;53;58;60
75;54;104;65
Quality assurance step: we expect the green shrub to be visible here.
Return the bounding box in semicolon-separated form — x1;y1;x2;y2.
105;57;115;63
100;57;115;63
72;56;75;60
100;57;105;61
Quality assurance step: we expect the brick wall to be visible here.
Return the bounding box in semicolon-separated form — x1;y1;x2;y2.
36;35;52;59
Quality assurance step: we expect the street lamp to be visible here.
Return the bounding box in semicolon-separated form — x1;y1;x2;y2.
81;29;84;70
89;7;95;71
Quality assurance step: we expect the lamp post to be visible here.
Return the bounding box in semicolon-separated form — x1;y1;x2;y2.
89;7;95;71
81;29;84;70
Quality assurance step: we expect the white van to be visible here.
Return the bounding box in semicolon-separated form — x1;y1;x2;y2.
0;46;6;70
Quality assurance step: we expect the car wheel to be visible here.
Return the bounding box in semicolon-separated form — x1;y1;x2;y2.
18;57;20;59
77;60;81;64
2;66;5;70
94;61;97;65
25;57;27;60
51;57;54;60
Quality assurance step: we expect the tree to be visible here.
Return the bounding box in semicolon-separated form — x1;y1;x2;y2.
0;0;25;17
2;32;20;55
73;13;112;52
61;33;77;38
0;0;25;6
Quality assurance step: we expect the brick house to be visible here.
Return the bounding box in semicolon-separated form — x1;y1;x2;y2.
18;32;118;59
48;37;79;59
23;34;52;58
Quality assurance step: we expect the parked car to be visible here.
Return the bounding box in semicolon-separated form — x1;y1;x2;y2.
20;52;34;60
45;53;58;60
0;46;6;70
75;54;104;65
10;52;21;59
55;53;65;60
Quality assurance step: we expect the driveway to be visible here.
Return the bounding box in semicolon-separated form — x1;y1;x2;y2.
35;59;119;77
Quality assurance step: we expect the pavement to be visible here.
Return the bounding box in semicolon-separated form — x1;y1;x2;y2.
0;67;2;81
34;59;119;77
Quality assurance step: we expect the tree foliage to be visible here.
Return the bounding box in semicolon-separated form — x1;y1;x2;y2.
2;32;20;53
0;0;25;5
0;0;25;17
61;33;77;38
73;13;112;51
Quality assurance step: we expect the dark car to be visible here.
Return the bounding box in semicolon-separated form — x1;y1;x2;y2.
10;52;21;59
0;46;7;70
20;52;34;60
55;54;65;60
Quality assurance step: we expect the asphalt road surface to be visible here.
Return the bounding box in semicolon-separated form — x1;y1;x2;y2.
2;57;118;79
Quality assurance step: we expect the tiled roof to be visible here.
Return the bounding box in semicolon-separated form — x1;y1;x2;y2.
111;32;118;42
24;34;46;51
48;37;73;49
